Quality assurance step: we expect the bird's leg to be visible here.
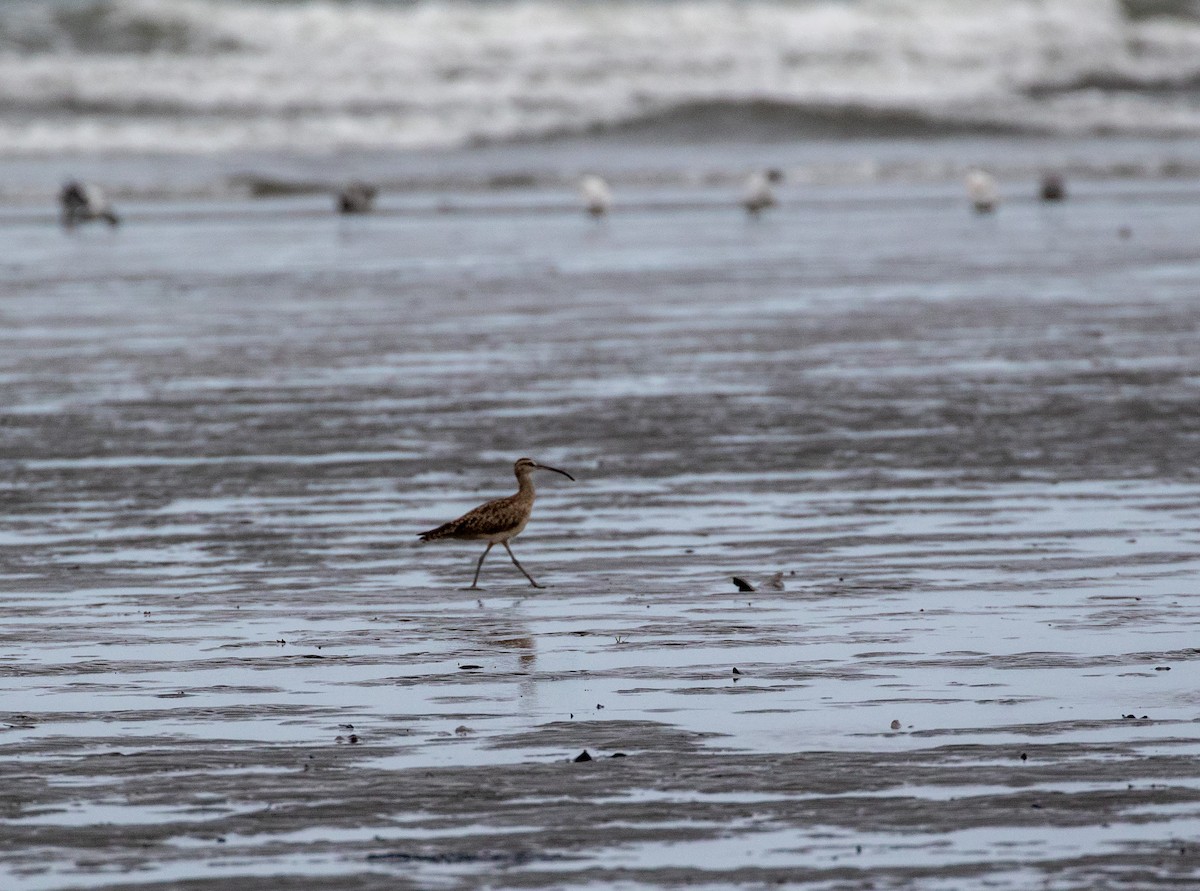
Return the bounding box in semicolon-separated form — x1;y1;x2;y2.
503;542;544;589
468;543;494;589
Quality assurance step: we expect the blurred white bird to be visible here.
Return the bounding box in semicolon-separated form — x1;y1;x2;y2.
743;168;783;216
59;180;119;228
579;174;612;218
965;168;998;213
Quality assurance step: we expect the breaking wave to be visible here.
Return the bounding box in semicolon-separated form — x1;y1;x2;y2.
4;0;1200;154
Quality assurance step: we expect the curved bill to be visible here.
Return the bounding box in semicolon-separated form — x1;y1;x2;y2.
535;462;575;481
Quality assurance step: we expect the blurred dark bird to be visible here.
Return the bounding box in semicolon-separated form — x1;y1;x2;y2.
337;181;377;214
418;457;575;589
1039;172;1066;202
59;180;119;228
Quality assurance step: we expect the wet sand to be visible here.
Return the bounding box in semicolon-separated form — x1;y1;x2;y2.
3;171;1200;889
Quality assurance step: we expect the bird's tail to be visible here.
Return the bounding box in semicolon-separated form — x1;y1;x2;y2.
417;521;456;542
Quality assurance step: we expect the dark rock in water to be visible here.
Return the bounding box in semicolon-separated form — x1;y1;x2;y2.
574;750;592;762
731;576;755;592
1040;172;1066;201
732;667;741;675
610;752;627;758
338;181;378;214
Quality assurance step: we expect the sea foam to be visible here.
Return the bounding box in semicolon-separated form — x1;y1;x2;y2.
2;0;1200;155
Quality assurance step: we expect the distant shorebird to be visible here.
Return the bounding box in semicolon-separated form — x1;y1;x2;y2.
337;181;377;214
59;180;119;228
965;169;998;213
418;457;575;589
743;168;783;215
579;174;612;218
1039;172;1066;202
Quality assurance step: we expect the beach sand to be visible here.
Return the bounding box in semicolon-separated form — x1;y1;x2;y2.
3;147;1200;889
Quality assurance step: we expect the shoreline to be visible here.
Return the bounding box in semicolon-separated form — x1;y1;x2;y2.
5;132;1200;205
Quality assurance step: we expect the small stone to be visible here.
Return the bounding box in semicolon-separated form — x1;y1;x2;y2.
731;576;755;592
1020;752;1027;761
458;664;481;670
732;667;741;675
889;720;901;730
574;750;593;762
611;752;627;758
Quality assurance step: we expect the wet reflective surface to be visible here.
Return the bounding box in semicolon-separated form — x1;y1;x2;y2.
3;175;1200;888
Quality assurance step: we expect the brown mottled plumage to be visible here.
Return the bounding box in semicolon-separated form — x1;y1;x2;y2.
418;457;575;589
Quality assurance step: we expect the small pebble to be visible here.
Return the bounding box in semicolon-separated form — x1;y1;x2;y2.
574;750;593;762
889;719;901;730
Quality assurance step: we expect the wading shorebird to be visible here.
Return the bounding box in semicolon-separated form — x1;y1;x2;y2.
743;168;783;216
59;180;120;228
965;168;999;214
1039;171;1066;202
418;458;575;589
336;181;378;214
579;174;612;218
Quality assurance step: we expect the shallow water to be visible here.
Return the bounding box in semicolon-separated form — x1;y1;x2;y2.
3;160;1200;889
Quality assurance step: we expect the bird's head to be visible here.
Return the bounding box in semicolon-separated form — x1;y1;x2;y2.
514;457;575;481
